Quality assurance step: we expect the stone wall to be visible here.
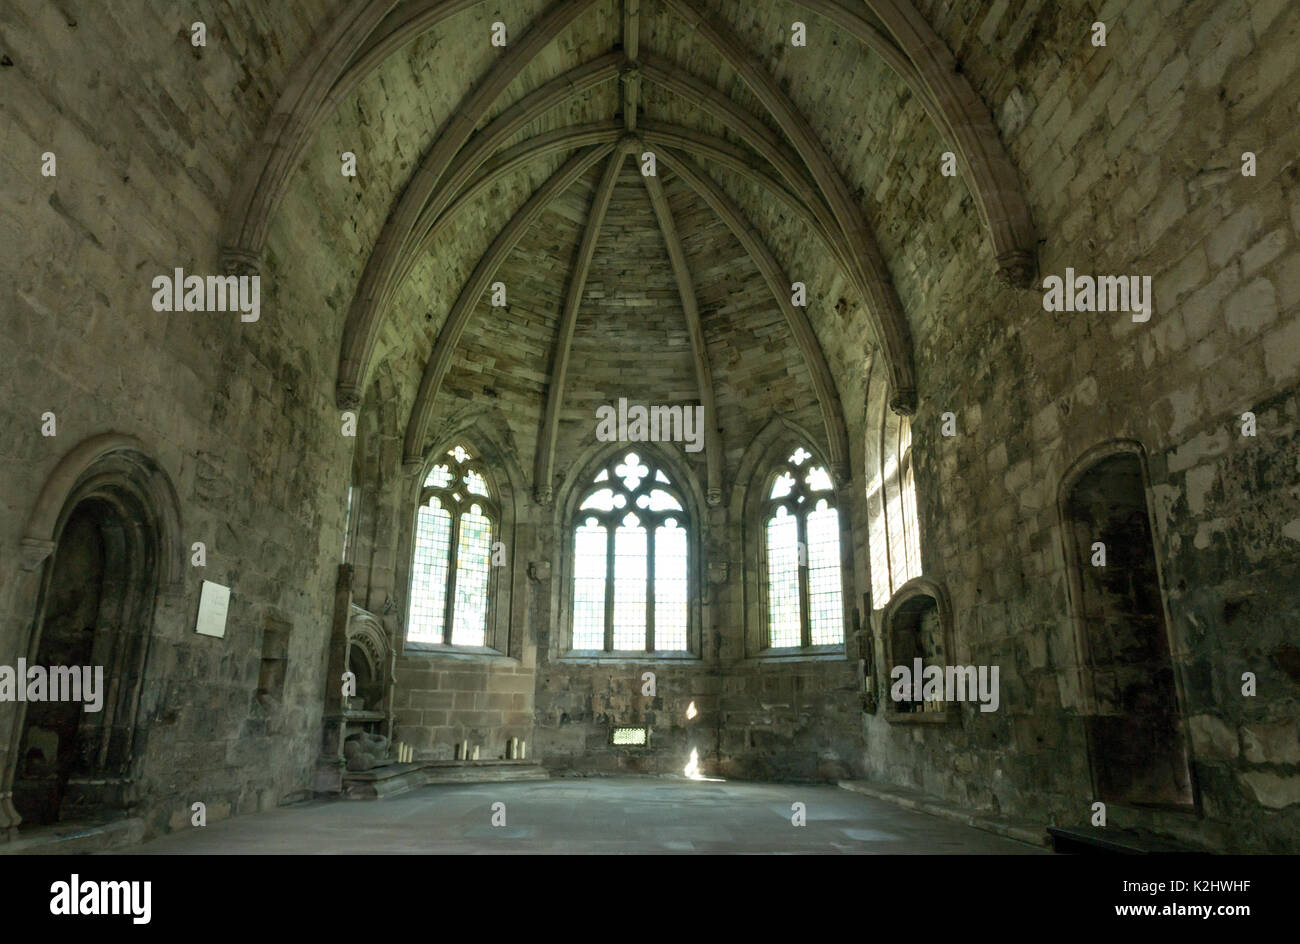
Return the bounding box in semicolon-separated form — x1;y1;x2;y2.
842;0;1300;853
0;0;351;838
2;0;1296;854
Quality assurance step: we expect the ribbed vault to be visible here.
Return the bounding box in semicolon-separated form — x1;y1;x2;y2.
221;0;1036;494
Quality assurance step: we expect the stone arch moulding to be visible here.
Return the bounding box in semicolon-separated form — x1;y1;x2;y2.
1056;438;1197;810
333;43;858;412
18;432;185;587
556;437;708;535
1055;438;1180;717
222;0;1034;297
658;148;853;480
3;432;185;836
220;0;605;276
336;1;613;409
340;96;861;416
793;0;1038;286
732;415;835;511
402;143;619;464
734;416;855;659
879;575;958;722
551;439;707;660
396;413;528;660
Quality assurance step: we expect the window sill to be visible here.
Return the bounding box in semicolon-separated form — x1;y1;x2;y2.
402;643;512;661
749;645;847;662
561;650;701;663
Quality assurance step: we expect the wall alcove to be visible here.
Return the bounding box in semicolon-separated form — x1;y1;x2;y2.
3;434;183;831
880;577;958;724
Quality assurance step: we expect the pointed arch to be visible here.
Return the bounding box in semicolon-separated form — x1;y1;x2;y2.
658;0;917;412
735;418;850;656
656;148;852;481
534;149;627;505
556;441;704;656
4;433;184;832
402;143;620;464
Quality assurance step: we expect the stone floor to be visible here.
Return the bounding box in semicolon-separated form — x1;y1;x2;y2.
127;777;1049;854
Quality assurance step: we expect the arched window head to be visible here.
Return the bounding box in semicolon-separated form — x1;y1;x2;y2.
570;451;690;653
763;446;845;648
408;443;498;647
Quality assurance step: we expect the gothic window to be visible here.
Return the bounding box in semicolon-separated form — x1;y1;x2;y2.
407;444;498;647
570;451;690;653
762;446;845;648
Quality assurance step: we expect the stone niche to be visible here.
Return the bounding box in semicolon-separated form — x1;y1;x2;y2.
318;596;398;786
880;577;958;723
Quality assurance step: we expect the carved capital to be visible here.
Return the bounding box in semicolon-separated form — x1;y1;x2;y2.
888;386;917;417
19;538;56;571
706;487;722;507
528;560;552;582
708;560;728;585
534;484;553;506
335;384;361;410
995;249;1036;289
220;246;262;278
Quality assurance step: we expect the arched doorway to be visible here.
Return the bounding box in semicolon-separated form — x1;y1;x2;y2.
3;435;183;832
1060;443;1195;810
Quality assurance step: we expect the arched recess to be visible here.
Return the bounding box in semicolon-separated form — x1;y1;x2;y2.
879;575;957;720
2;433;184;833
863;349;925;616
552;440;707;659
1058;440;1196;811
734;417;854;658
346;605;395;720
395;410;528;660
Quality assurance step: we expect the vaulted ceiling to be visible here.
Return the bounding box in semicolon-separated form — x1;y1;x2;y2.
220;0;1035;499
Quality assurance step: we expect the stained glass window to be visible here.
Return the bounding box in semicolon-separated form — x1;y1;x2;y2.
763;446;845;648
407;444;498;648
570;452;690;652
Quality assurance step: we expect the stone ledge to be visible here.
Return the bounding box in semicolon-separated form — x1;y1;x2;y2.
1;817;146;855
837;779;1049;848
342;760;550;799
1046;825;1208;854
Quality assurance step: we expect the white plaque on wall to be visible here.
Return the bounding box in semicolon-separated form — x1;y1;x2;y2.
196;580;231;638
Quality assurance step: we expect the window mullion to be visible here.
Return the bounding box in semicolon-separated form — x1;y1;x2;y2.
444;509;461;645
603;515;616;652
484;516;496;651
646;518;656;653
796;509;811;648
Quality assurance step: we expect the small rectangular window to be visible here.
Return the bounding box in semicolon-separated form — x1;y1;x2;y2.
610;725;649;746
